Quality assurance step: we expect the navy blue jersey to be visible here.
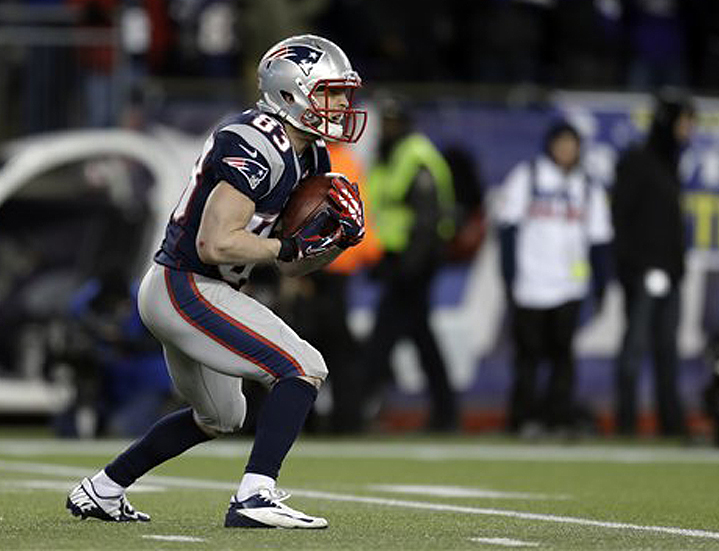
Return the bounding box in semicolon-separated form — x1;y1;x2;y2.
155;108;331;286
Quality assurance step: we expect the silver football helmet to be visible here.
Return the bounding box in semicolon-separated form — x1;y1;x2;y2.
257;34;367;143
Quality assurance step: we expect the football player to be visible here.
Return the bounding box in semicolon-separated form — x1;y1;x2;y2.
66;34;366;529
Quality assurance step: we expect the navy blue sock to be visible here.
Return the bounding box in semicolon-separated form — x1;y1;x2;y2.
105;407;213;487
245;378;318;479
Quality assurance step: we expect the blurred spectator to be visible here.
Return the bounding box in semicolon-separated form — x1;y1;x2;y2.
442;145;487;264
312;0;374;79
470;0;550;85
625;0;689;90
552;0;624;88
6;0;719;142
310;142;381;432
687;0;719;91
315;1;453;82
19;0;77;134
53;271;174;437
325;142;383;273
165;0;241;78
611;93;695;437
496;120;613;436
119;0;175;91
69;0;119;127
362;96;459;432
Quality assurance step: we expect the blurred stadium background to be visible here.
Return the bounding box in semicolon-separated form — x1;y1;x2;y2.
0;0;719;443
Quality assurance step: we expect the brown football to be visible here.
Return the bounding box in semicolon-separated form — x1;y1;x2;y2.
278;174;338;237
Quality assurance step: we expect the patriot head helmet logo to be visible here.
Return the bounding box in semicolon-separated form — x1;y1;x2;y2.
267;44;325;76
223;157;269;190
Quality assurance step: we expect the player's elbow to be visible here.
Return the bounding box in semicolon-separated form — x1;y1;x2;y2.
196;235;225;264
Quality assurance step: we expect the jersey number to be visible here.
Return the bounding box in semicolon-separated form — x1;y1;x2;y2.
173;135;215;221
252;114;291;152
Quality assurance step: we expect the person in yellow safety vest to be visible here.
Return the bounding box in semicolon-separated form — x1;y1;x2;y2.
368;133;455;255
361;95;459;432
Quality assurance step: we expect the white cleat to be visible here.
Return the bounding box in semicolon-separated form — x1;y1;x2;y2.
224;488;327;529
66;478;150;522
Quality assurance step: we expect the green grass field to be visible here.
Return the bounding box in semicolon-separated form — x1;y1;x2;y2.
1;435;719;550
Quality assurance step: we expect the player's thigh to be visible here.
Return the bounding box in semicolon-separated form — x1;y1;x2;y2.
201;277;328;384
162;342;246;434
139;264;327;385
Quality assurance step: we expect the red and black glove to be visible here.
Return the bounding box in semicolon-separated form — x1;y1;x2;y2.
277;209;341;262
327;175;365;249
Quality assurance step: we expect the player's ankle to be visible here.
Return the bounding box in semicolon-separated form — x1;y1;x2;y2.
90;469;126;497
236;472;275;501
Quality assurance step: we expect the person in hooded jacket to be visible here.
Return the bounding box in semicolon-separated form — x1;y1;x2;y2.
612;93;696;437
497;121;613;436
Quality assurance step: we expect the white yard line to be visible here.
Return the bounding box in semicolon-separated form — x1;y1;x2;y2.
291;489;719;541
0;459;718;541
370;484;569;500
0;460;233;490
1;439;719;464
470;537;539;547
0;478;165;492
142;535;205;543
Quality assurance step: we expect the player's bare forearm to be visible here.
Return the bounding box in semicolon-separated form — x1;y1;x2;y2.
278;247;342;277
199;229;282;265
197;181;282;265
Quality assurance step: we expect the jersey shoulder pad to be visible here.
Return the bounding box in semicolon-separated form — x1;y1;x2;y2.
211;114;288;199
228;109;293;159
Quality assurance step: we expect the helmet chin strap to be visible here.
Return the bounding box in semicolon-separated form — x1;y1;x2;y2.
297;108;344;141
324;121;344;140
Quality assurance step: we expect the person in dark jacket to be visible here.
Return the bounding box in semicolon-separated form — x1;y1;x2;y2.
362;96;459;432
612;93;696;436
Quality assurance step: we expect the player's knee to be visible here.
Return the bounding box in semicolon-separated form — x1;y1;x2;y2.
274;342;327;387
194;418;221;438
298;374;324;390
298;345;328;382
193;405;246;436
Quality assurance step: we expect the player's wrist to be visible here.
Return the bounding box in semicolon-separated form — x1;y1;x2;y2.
277;237;298;262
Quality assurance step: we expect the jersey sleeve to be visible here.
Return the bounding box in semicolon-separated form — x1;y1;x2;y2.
208;129;273;201
495;162;531;226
